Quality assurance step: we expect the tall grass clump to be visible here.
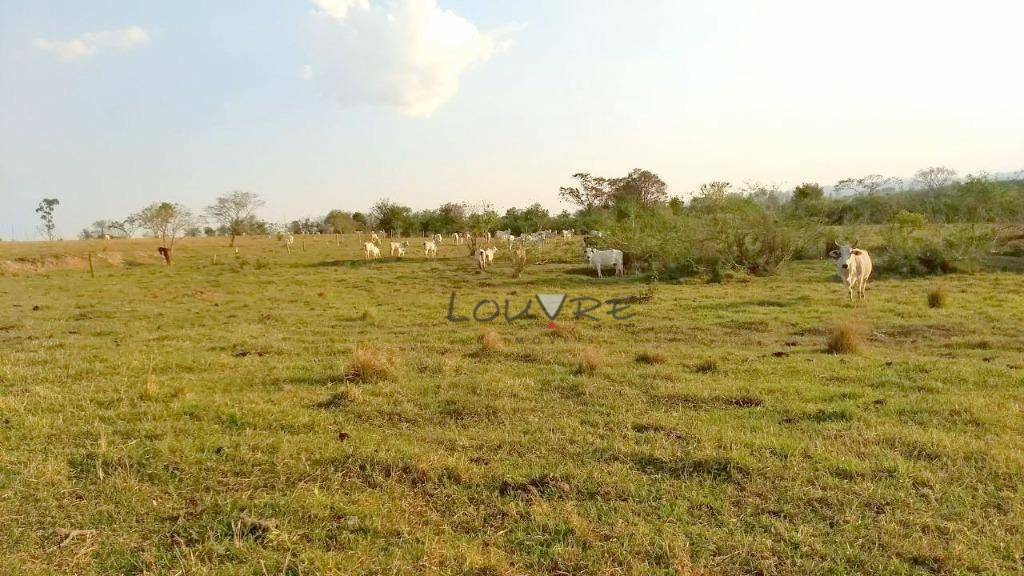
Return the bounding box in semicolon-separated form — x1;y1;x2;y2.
927;286;948;309
827;320;864;354
576;346;606;375
479;329;505;353
345;347;393;382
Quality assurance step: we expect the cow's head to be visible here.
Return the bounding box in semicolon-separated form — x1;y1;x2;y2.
829;243;864;274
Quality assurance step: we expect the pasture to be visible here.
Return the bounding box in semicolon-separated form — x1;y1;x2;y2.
1;235;1023;575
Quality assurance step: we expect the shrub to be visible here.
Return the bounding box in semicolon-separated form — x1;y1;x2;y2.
827;321;864;354
576;346;605;375
345;347;393;382
876;223;994;276
927;286;948;309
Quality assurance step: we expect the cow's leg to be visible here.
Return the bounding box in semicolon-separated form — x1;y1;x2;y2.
848;283;855;301
596;264;603;278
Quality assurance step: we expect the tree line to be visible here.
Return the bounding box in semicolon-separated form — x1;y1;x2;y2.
46;165;1024;248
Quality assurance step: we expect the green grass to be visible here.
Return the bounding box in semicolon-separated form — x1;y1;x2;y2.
1;235;1023;574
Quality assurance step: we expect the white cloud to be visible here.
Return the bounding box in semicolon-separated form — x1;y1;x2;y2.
309;0;513;117
33;26;150;62
312;0;370;20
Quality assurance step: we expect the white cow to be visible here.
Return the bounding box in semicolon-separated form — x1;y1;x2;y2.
390;241;409;257
424;240;438;258
369;232;381;245
830;244;872;300
452;232;462;245
562;230;573;239
584;247;624;278
432;233;444;246
494;230;512;242
477;247;499;269
363;242;381;259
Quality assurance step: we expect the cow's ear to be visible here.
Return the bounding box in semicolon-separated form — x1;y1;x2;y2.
828;250;840;258
851;249;863;255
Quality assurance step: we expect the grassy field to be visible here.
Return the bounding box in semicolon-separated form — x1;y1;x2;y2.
1;235;1023;575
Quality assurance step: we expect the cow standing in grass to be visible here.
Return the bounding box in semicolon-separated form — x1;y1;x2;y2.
584;247;624;278
830;244;872;301
364;242;381;259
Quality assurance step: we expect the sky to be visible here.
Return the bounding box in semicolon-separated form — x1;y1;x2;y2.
1;0;1023;239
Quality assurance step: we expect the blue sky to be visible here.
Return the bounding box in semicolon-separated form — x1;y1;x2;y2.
2;0;1022;239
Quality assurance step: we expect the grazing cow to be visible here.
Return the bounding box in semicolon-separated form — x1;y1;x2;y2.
452;232;462;245
829;244;872;301
282;234;295;253
477;247;499;269
363;242;381;259
584;247;624;278
390;241;409;257
424;240;438;258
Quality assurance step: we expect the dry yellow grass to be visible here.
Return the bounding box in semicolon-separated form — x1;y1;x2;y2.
928;286;948;309
479;329;505;353
576;345;606;375
345;346;393;382
827;320;865;354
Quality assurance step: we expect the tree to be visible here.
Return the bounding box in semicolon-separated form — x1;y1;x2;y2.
834;174;899;196
35;198;59;240
791;183;824;203
79;220;115;239
609;169;668;207
134;202;197;264
698;181;732;201
915;166;957;194
205;191;264;246
108;216;141;238
437;203;467;232
324;210;359;233
559;173;611;211
370;199;413;235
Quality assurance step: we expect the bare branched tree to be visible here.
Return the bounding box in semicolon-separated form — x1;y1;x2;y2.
914;166;958;194
205;191;265;247
834;174;899;196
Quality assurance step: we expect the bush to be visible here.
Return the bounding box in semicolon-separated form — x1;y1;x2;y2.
927;286;948;309
596;205;818;278
827;321;864;354
876;223;994;276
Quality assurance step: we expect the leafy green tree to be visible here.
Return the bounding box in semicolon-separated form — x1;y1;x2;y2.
791;183;824;203
324;210;359;233
370;199;414;235
609;169;668;208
